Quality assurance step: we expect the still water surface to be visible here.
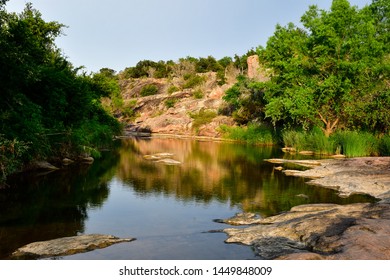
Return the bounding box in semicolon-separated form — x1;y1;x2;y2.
0;138;375;259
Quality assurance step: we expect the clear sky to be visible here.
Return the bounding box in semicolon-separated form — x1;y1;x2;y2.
5;0;371;73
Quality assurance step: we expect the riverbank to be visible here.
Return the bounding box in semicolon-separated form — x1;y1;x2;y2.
222;157;390;259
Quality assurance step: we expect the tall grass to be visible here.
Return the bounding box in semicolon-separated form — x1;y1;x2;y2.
282;128;384;157
379;135;390;156
333;131;378;157
220;124;276;145
282;128;334;155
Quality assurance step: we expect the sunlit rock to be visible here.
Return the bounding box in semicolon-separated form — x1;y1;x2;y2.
12;234;135;259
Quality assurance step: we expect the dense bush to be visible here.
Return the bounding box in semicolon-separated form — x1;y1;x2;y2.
140;84;159;97
182;74;206;89
0;2;121;183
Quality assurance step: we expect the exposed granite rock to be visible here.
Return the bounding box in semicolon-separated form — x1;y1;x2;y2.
12;234;135;259
221;157;390;260
268;157;390;200
247;55;270;82
214;213;262;226
223;203;390;260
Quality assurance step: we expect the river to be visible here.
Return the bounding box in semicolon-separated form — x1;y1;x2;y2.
0;137;376;259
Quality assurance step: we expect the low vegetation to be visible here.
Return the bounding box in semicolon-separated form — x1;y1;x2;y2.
189;109;217;132
220;124;277;145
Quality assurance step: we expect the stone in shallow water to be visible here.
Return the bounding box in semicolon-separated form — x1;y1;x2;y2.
12;234;135;259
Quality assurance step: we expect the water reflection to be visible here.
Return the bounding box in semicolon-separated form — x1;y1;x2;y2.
117;138;375;216
0;153;119;259
0;137;376;259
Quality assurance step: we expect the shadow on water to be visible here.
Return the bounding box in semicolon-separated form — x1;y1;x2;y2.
0;152;120;259
0;137;376;259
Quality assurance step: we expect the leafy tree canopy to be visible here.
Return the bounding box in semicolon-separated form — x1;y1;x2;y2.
260;0;390;135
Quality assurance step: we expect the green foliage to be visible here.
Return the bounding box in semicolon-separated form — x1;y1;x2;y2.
282;129;385;157
0;4;121;181
260;0;390;134
189;109;217;132
168;85;179;94
182;74;206;89
140;84;159;97
282;128;334;155
220;124;276;145
223;76;267;125
165;98;177;108
123;60;171;78
192;89;204;99
333;131;379;157
379;135;390;156
0;135;30;183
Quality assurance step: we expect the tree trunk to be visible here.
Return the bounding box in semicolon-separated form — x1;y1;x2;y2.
319;113;339;137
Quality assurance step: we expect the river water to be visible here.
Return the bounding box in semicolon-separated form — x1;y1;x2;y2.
0;137;375;259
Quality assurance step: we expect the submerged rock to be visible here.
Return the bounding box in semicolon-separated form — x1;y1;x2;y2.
30;161;60;171
143;153;174;160
155;158;181;165
12;234;135;259
143;153;181;165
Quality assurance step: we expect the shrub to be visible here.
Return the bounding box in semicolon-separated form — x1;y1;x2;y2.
165;98;177;108
0;136;30;184
140;84;159;97
189;109;217;132
168;85;180;94
183;74;206;89
193;89;204;99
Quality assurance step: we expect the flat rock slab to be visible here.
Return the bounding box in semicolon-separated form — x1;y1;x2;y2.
223;203;390;260
267;157;390;200
12;234;135;259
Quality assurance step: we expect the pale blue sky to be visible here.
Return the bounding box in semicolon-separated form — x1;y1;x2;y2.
5;0;371;73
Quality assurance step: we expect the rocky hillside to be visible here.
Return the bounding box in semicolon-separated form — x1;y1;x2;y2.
113;55;267;138
119;72;235;138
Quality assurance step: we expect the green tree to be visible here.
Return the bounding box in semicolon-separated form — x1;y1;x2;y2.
261;0;390;135
0;3;120;183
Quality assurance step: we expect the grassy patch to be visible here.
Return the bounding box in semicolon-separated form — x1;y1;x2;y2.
282;128;334;155
189;109;217;132
282;129;384;157
220;124;276;145
165;98;178;108
333;131;379;157
168;85;180;94
379;135;390;156
193;89;204;99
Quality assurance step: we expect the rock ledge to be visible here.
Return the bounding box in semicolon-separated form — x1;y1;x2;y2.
12;234;135;259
